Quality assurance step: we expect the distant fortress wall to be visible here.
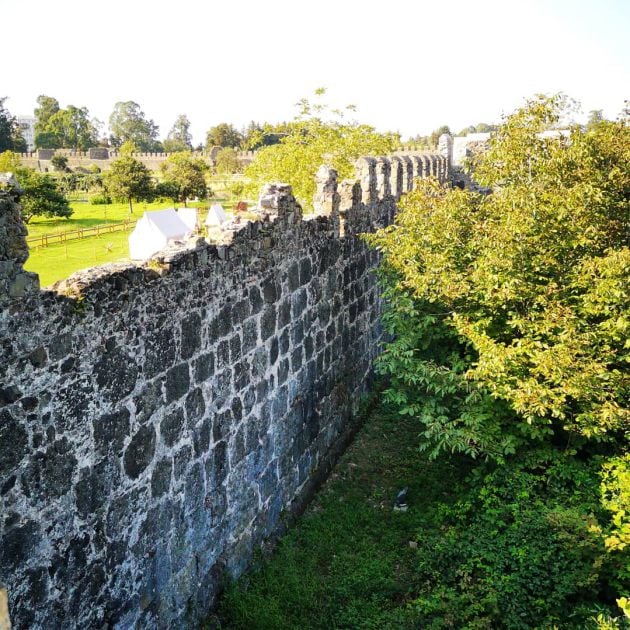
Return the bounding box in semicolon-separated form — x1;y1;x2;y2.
16;149;257;172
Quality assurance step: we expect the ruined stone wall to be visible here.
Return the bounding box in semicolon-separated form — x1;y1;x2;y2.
0;152;448;629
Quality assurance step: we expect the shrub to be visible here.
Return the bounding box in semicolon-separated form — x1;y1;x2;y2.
90;193;111;205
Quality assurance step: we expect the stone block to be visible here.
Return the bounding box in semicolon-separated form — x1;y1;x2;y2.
123;425;156;479
165;363;190;403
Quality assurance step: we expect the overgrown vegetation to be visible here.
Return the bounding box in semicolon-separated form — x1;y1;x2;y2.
365;94;629;623
244;89;399;209
212;403;624;629
214;95;629;628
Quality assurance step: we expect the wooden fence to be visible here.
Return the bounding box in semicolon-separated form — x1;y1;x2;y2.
27;219;137;249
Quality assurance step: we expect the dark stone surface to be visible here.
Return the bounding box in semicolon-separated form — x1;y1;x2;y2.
124;425;157;479
194;351;215;383
48;333;73;361
161;407;185;447
0;408;28;477
185;387;206;425
242;319;258;354
165;363;190;403
144;327;177;378
249;286;263;314
0;519;40;573
180;313;202;360
262;277;279;303
94;408;130;457
95;347;138;402
287;262;300;291
260;305;276;341
151;458;173;497
0;384;21;405
21;438;77;500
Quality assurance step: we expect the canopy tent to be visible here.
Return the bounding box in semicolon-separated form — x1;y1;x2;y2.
129;209;192;260
205;203;228;227
176;207;199;232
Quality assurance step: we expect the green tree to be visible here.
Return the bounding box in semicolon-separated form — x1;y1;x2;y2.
244;91;398;208
241;121;289;150
109;101;161;151
34;95;60;127
34;95;61;148
0;150;21;172
429;125;451;148
119;139;138;156
214;147;240;174
50;154;69;172
14;167;73;223
205;123;242;149
587;109;605;130
367;94;629;459
105;155;154;214
0;98;26;152
163;114;193;152
159;151;208;206
35;103;99;150
457;122;498;136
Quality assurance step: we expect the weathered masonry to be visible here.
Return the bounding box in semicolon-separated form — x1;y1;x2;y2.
0;150;449;629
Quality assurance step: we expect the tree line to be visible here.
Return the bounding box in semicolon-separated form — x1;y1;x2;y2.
0;95;298;154
0;143;212;222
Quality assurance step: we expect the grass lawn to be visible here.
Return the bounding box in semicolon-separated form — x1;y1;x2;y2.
24;230;133;287
23;196;238;286
25;199;212;237
209;401;617;629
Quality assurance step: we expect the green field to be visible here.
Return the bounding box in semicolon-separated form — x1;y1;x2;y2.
24;230;133;287
25;198;209;237
24;199;194;287
22;188;244;286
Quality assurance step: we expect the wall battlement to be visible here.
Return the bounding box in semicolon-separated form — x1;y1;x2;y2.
0;149;448;629
16;148;257;173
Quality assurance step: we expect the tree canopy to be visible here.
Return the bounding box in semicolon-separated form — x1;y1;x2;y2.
163;114;193;153
206;123;242;149
243;91;399;209
104;155;154;213
0;97;27;153
240;121;291;150
109;101;161;151
214;147;240;175
158;152;208;206
367;94;629;460
33;96;100;150
456;122;498;136
14;167;73;223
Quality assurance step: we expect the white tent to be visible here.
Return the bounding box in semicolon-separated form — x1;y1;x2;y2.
205;203;228;227
176;207;199;232
129;209;192;260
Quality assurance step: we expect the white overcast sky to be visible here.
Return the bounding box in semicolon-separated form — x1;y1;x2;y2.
2;0;628;144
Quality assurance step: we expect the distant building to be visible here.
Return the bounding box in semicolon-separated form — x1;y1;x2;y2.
16;116;36;152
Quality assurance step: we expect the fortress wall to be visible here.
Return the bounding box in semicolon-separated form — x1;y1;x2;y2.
0;152;447;629
17;149;256;173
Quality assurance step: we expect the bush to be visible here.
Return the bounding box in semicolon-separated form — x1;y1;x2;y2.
367;95;630;458
90;193;112;205
51;154;69;172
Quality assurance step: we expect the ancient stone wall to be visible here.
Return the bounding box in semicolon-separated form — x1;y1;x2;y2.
0;152;448;629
